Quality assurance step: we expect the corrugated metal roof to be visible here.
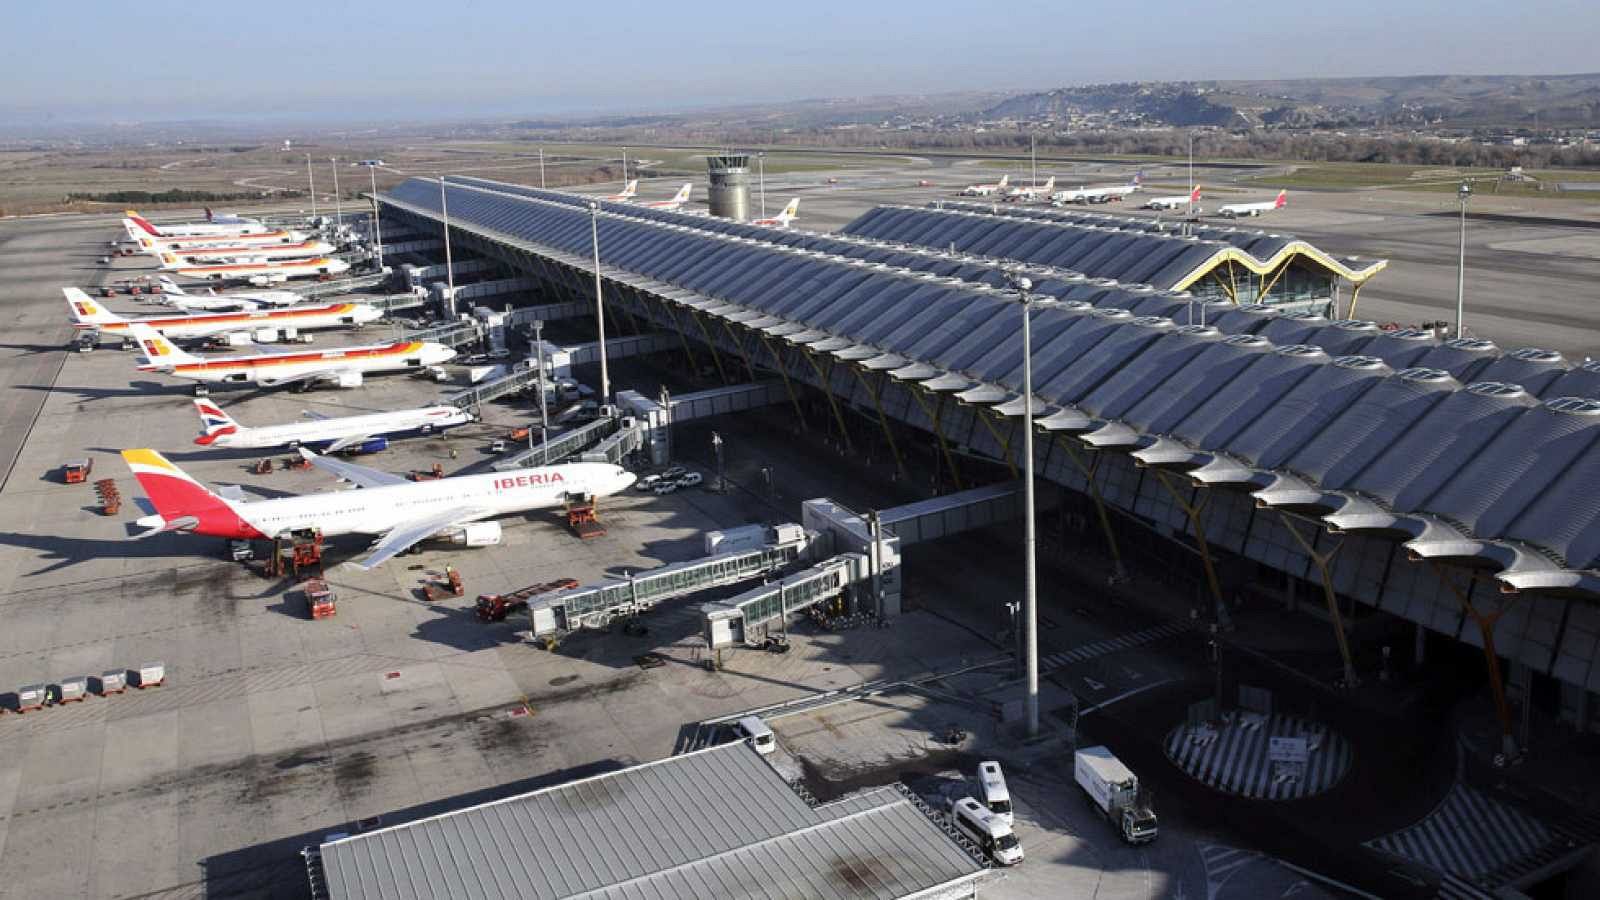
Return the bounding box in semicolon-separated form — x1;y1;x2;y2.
377;177;1600;593
319;741;983;900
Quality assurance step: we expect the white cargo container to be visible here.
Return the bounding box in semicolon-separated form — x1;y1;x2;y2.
16;684;46;712
58;676;88;703
99;669;127;695
1074;746;1158;843
134;662;165;689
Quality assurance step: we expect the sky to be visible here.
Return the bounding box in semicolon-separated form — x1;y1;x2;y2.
3;0;1597;125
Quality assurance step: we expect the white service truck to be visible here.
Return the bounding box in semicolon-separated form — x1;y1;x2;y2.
1074;745;1158;844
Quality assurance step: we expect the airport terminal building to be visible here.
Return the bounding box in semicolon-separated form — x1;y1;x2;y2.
378;175;1600;743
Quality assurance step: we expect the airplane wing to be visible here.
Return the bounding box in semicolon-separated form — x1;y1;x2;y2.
349;506;493;571
323;433;373;453
297;447;407;487
256;369;343;389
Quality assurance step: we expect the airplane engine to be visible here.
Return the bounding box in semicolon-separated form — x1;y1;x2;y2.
335;371;364;388
356;437;389;454
447;522;502;547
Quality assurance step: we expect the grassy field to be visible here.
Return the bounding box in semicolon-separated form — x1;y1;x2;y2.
1244;161;1600;198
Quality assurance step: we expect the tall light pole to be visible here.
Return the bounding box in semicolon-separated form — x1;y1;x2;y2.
533;319;548;463
368;165;383;270
330;157;342;229
1007;272;1040;737
306;153;317;219
539;146;546;189
1030;133;1037;188
589;202;611;405
757;151;767;219
621;146;628;185
1456;181;1471;338
1188;132;1196;220
440;176;456;317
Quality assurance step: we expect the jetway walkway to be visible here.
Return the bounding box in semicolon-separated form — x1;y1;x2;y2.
493;416;617;470
381;238;445;255
366;292;428;314
880;481;1030;546
526;525;814;638
701;554;866;649
289;270;392;299
402;319;480;348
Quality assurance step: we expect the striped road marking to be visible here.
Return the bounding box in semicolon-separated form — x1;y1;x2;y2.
1039;621;1188;672
1365;782;1551;882
1164;713;1352;800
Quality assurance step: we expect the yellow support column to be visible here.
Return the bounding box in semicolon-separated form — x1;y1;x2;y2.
1431;561;1522;761
1278;512;1359;687
800;350;855;454
853;369;907;481
689;311;731;384
1154;470;1226;615
759;335;810;432
908;388;962;490
1060;439;1126;583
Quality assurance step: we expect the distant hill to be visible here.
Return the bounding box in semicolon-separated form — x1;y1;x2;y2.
983;75;1600;129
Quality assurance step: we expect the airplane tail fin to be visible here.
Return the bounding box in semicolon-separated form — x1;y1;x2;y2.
1132;171;1145;186
127;323;202;370
157;252;185;270
1274;190;1287;208
126;210;162;236
1041;176;1055;192
63;288;126;327
673;182;692;203
1191;186;1203;202
779;197;800;221
192;398;243;445
120;449;232;534
622;179;638;197
204;207;214;222
158;275;186;295
997;174;1009;187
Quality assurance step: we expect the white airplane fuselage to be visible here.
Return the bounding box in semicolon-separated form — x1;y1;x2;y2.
205;406;472;450
145;463;634;540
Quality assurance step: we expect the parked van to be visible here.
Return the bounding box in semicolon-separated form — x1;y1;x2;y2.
950;796;1023;866
733;716;776;755
977;760;1014;825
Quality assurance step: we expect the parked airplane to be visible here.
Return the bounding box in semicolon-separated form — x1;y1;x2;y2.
139;236;335;262
121;448;635;569
157;276;302;311
639;182;692;210
1143;186;1203;210
66;289;380;341
604;179;639;201
124;209;271;238
192;398;473;452
1052;172;1144;205
960;174;1009;197
1216;190;1288;219
159;252;350;283
124;217;307;249
751;198;800;228
128;324;455;389
1005;176;1056;202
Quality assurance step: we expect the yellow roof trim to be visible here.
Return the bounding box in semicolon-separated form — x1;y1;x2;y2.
1171;243;1388;292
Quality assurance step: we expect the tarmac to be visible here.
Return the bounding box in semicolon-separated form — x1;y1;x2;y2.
4;163;1600;898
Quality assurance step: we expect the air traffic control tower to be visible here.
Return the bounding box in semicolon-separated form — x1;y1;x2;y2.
706;154;751;221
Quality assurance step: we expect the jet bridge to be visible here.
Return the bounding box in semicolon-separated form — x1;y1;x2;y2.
525;524;815;638
494;415;619;471
289;270;392;299
701;553;867;649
